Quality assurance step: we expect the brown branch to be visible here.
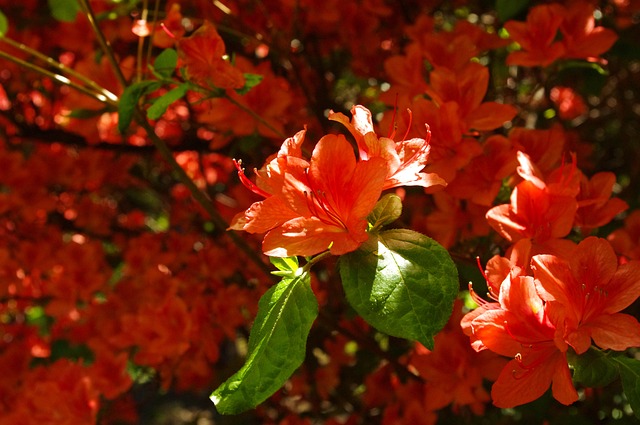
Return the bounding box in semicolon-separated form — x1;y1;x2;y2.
134;111;275;279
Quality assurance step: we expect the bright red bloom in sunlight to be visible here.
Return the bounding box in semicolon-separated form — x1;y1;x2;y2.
424;62;517;133
328;105;446;190
177;21;245;89
230;129;387;257
462;272;578;408
532;237;640;354
486;151;579;256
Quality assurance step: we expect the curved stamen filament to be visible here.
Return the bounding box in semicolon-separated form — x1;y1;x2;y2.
511;348;551;380
401;108;413;142
468;282;488;307
303;169;347;229
233;159;271;198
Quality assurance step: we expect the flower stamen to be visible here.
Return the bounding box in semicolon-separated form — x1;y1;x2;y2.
233;159;271;198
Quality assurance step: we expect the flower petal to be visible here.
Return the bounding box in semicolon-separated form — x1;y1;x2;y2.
570;237;618;293
262;216;364;257
603;260;640;314
588;313;640;351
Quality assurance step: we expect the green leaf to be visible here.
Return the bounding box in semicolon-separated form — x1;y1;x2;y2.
0;10;8;37
211;271;318;414
48;0;80;22
152;48;178;79
117;80;161;134
270;256;300;277
612;356;640;419
569;348;618;387
496;0;529;22
339;229;458;349
368;193;402;232
146;84;188;120
235;73;263;95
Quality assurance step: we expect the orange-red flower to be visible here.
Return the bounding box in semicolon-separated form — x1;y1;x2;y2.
230;129;388;257
560;1;618;61
423;62;517;133
608;210;640;261
531;237;640;354
462;272;578;408
575;171;628;233
446;135;518;206
485;151;579;256
177;21;245;89
328;105;446;190
505;4;566;67
505;2;618;67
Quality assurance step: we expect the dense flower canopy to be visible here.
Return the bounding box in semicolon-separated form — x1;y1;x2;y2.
0;0;639;424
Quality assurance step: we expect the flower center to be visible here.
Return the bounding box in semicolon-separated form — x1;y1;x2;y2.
303;168;347;229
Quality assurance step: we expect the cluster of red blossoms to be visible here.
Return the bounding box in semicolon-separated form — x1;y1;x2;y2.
230;105;445;257
1;0;640;423
462;151;640;407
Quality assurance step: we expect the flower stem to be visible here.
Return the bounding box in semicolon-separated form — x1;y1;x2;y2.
303;251;332;271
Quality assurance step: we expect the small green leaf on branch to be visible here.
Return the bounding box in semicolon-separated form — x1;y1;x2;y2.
152;48;178;79
270;256;299;277
146;84;188;120
117;80;161;134
48;0;80;22
235;73;263;95
0;10;8;37
339;229;458;349
211;271;318;414
368;193;402;232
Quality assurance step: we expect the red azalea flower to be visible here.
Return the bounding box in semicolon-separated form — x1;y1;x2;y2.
532;237;640;354
177;21;245;89
486;151;579;256
230;130;387;257
463;272;578;408
505;4;566;67
329;105;446;190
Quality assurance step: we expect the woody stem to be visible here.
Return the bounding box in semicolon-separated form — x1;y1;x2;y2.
134;111;273;279
77;0;128;88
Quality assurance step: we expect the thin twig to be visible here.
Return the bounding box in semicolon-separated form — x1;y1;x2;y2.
0;50;116;107
77;0;128;88
223;93;287;139
0;37;118;103
134;112;274;278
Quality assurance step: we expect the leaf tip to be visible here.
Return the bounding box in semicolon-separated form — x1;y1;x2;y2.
210;392;221;406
